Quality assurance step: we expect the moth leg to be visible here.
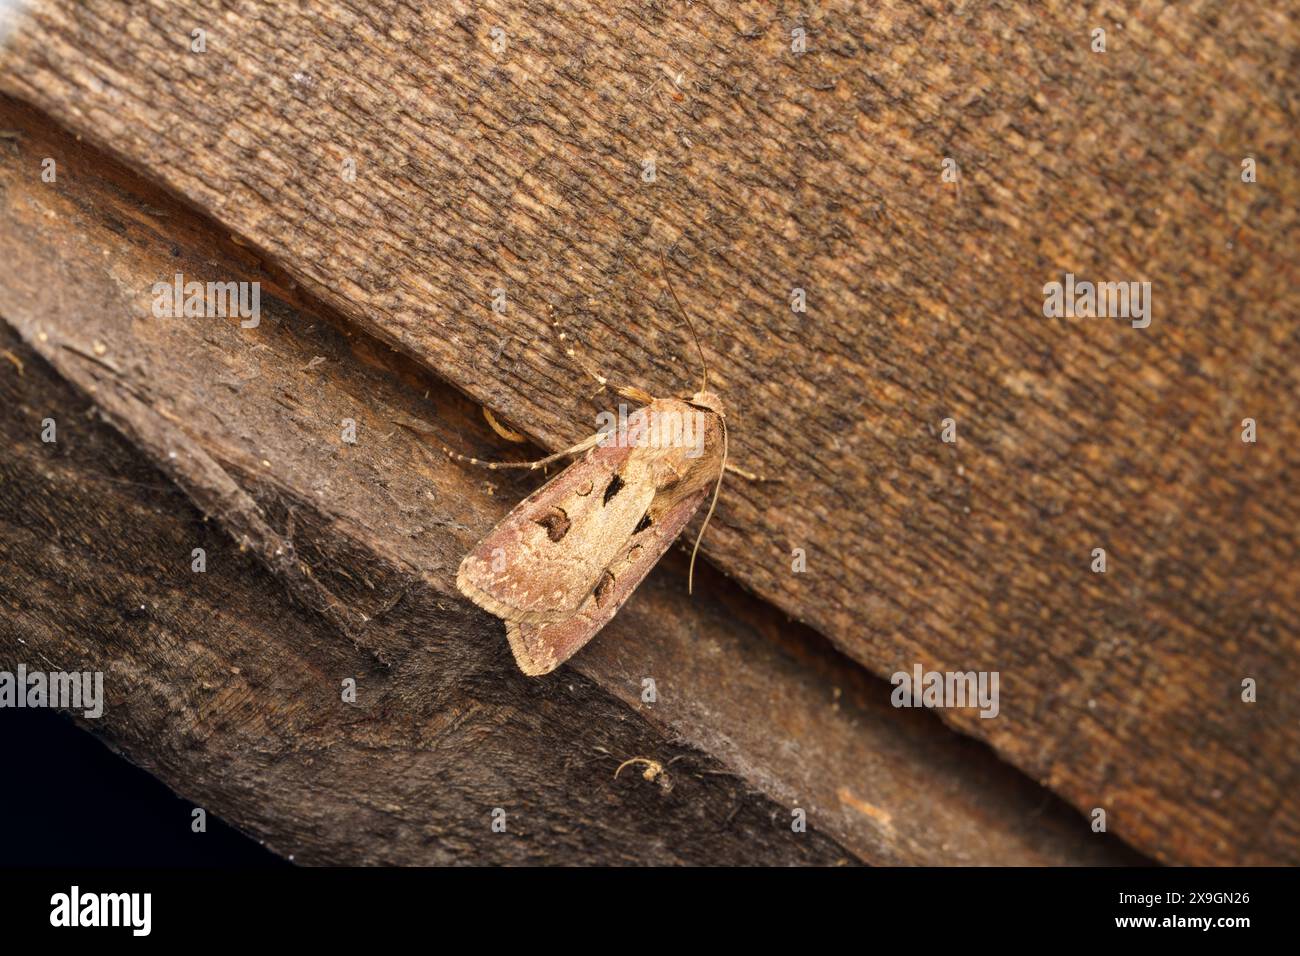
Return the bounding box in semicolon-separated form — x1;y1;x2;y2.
551;322;655;405
725;462;784;483
443;430;604;471
610;382;656;404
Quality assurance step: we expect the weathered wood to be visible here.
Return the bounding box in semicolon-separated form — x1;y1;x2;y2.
1;332;857;865
2;0;1295;862
0;96;1140;865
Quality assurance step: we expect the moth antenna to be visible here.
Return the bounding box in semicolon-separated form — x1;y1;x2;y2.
659;252;709;395
687;416;727;595
393;419;602;471
549;320;610;394
549;320;656;404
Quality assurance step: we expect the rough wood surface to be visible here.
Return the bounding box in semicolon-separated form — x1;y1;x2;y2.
0;96;1140;865
0;338;857;866
1;0;1295;863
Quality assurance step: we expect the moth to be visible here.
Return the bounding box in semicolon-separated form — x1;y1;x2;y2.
450;257;762;676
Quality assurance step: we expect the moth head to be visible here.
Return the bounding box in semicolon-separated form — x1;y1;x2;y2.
687;389;725;418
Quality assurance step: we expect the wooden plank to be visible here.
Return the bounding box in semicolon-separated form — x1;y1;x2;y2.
2;0;1295;863
0;96;1138;865
1;330;860;865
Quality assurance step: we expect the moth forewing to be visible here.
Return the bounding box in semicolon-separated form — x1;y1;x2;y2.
456;435;650;626
456;396;728;676
504;483;712;675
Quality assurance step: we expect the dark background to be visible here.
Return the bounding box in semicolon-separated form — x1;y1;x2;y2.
0;709;286;866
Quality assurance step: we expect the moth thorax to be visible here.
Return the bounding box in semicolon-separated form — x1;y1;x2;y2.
688;390;725;417
640;405;706;460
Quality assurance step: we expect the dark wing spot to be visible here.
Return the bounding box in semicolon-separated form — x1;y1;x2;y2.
593;570;616;608
633;512;653;534
603;473;625;505
534;506;571;542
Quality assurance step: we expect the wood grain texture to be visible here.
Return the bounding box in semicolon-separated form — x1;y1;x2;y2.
0;340;856;866
1;0;1295;863
0;96;1141;865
